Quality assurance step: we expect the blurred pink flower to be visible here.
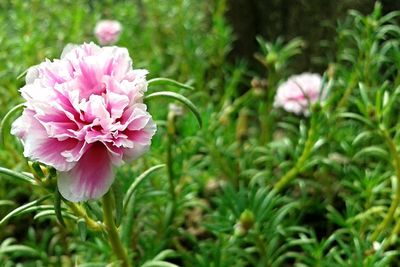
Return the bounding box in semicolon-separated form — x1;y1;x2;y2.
12;43;156;202
273;73;324;116
94;20;122;45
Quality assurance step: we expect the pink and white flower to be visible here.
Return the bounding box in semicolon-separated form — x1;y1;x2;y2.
273;73;324;116
12;43;156;202
94;20;122;45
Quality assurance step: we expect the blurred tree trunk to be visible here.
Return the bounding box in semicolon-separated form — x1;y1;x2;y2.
226;0;400;73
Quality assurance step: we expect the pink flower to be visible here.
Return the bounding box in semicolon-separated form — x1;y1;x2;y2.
12;43;156;202
94;20;122;45
273;73;324;116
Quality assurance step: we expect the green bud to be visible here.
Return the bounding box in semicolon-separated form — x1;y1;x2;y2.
266;52;278;66
239;209;255;230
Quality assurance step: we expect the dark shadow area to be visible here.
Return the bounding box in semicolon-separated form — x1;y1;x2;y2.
226;0;400;73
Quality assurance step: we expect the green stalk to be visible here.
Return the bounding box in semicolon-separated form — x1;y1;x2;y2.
166;112;177;216
337;72;358;109
382;219;400;250
65;202;103;232
260;68;277;145
259;101;273;144
102;191;131;267
394;72;400;88
254;232;267;266
273;115;316;193
371;128;400;242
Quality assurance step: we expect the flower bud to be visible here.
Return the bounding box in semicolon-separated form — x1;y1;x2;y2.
94;20;122;45
266;52;278;66
234;209;255;237
239;209;255;230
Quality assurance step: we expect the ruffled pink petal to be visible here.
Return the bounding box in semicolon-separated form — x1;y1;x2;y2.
25;65;40;84
85;130;113;144
102;142;124;165
12;110;77;171
125;69;148;84
80;95;111;129
103;47;131;79
274;73;323;116
58;143;114;202
60;43;79;59
41;59;73;86
106;91;129;119
123;143;150;162
10;108;29;139
77;56;107;98
129;116;156;143
20;80;58;104
122;117;156;161
103;76;145;104
120;104;149;130
61;142;92;163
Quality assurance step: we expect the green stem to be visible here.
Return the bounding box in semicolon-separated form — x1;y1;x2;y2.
165;133;177;230
102;191;131;267
260;68;277;145
371;128;400;242
337;72;358;109
382;219;400;250
255;236;267;265
260;101;273;144
394;72;400;88
166;113;177;223
167;134;176;206
273;116;316;193
65;202;103;232
121;193;136;248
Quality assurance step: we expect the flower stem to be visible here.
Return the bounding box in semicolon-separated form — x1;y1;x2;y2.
65;202;103;231
259;101;273;144
273;115;316;193
167;132;176;205
382;219;400;250
102;191;131;267
260;68;277;145
336;72;357;109
371;128;400;242
166;112;177;220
